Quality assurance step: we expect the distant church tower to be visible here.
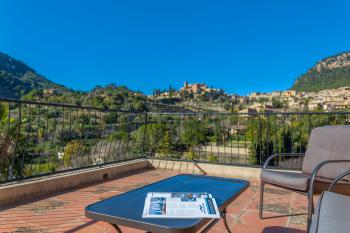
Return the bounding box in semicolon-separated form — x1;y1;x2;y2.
184;80;188;88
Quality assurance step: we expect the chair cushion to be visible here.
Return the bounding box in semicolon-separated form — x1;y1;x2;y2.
302;126;350;180
310;191;350;233
260;169;310;191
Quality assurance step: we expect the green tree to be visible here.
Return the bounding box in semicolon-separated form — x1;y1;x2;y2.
157;131;173;156
63;141;81;167
181;118;208;146
272;98;284;109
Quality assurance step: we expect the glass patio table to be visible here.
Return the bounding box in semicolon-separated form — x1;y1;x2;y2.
85;174;249;233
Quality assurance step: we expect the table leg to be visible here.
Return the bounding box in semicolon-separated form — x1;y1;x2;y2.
110;210;232;233
112;224;123;233
222;209;232;233
111;224;153;233
200;209;232;233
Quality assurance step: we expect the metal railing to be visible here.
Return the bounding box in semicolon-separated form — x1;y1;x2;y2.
1;97;350;183
144;111;350;170
0;98;147;183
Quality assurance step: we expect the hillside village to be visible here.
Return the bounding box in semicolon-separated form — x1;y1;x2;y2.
22;80;350;113
152;81;350;113
246;87;350;112
151;51;350;113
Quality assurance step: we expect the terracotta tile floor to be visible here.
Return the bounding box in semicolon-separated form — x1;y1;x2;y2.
0;170;307;233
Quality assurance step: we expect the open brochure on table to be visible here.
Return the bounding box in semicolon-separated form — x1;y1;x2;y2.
142;192;220;219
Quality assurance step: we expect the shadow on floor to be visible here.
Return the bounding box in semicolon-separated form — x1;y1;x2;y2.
64;220;98;233
263;226;306;233
261;212;307;219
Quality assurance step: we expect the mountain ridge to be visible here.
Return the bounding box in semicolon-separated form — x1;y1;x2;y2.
292;51;350;92
0;52;68;99
2;51;350;100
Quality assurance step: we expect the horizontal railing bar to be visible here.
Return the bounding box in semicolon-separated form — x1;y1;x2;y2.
0;97;146;113
2;97;350;116
146;111;350;116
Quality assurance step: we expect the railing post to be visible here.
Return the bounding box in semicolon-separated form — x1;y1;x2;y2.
142;113;148;157
9;103;22;180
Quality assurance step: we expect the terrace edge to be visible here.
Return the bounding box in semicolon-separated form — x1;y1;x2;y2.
0;158;151;206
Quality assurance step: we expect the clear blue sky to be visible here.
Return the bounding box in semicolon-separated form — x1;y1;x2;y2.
1;0;349;95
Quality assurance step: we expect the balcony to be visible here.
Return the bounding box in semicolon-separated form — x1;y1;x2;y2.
0;161;307;233
0;98;348;232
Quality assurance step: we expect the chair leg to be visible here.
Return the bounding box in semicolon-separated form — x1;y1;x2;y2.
307;192;313;232
259;180;265;219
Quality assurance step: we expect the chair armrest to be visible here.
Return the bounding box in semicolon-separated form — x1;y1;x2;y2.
328;170;350;192
262;153;305;169
309;160;350;193
308;160;350;215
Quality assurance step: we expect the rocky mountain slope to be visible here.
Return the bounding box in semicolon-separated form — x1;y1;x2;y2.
0;52;67;98
292;52;350;92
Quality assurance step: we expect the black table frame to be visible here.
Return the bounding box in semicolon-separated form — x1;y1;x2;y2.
86;174;249;233
111;208;231;233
